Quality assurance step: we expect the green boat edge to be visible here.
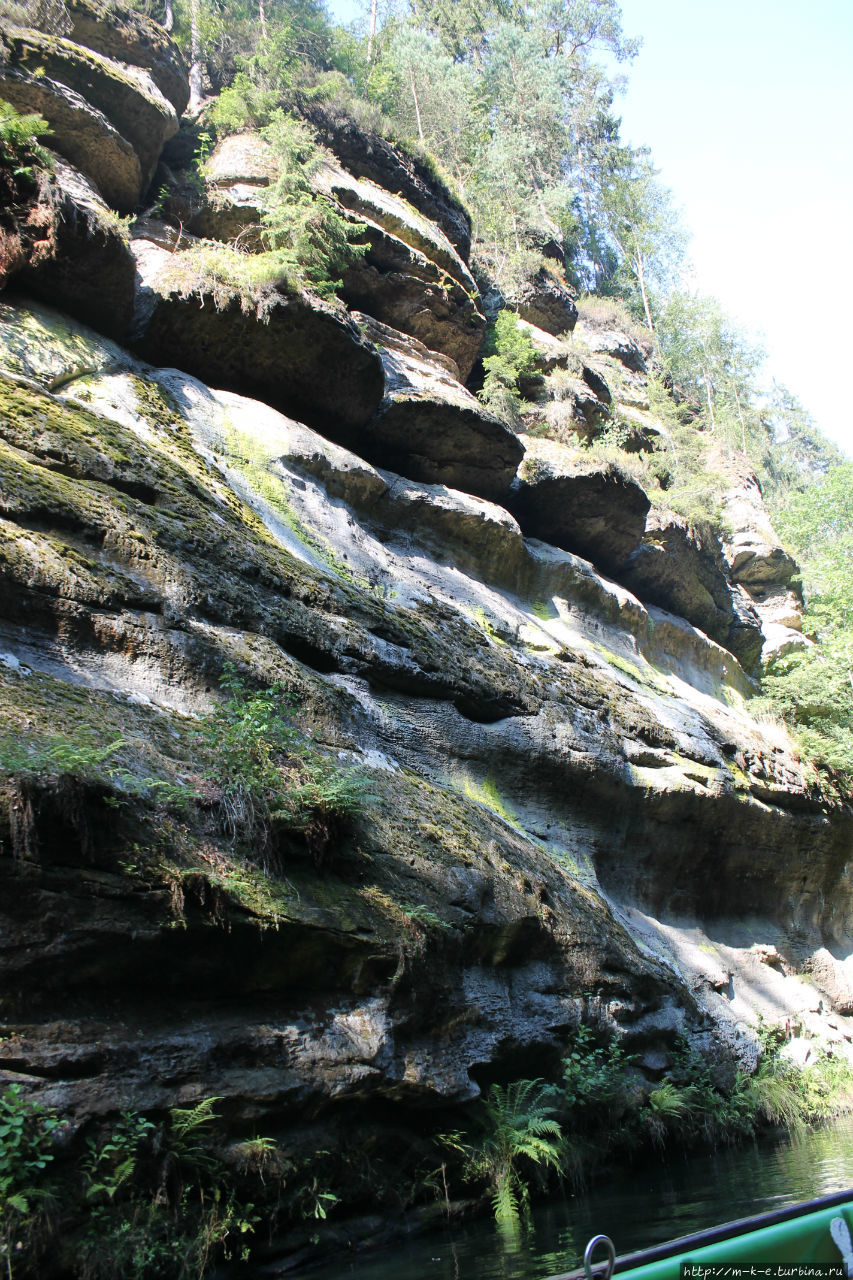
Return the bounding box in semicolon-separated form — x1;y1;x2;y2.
550;1189;853;1280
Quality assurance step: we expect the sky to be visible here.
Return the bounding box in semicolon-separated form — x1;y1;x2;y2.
325;0;853;456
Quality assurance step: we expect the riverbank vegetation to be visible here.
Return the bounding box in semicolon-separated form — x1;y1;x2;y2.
4;1020;852;1273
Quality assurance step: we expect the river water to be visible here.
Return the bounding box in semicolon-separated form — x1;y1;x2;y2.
294;1114;853;1280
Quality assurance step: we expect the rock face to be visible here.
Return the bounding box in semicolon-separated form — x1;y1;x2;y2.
298;100;473;260
67;0;190;115
0;21;184;210
0;70;143;213
354;315;524;501
720;469;805;662
0;298;852;1263
176;137;487;380
516;266;578;335
619;510;765;673
128;232;386;432
314;159;486;380
184;130;272;246
0;33;848;1267
16;160;137;335
517;317;662;453
722;471;799;591
574;319;650;373
507;434;651;574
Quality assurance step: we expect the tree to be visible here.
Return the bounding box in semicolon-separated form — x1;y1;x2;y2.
759;462;853;786
599;148;687;330
656;291;766;453
761;382;843;498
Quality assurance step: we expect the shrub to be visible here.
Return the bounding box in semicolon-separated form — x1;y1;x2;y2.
198;664;370;870
442;1079;562;1229
575;293;651;345
478;310;538;425
0;1084;61;1274
0;101;51;172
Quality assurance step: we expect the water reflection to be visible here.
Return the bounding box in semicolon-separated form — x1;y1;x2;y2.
282;1115;853;1280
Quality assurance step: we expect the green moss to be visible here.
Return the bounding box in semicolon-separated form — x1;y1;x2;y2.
459;774;520;830
531;600;555;622
217;419;360;585
469;605;509;647
129;375;184;431
589;640;671;696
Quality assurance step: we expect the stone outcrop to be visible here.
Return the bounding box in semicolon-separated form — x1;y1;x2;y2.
127;232;386;432
183;130;272;246
722;471;799;592
0;23;182;209
0;71;142;213
573;318;651;373
314;159;485;379
67;0;190;115
0;297;852;1269
517;318;662;453
619;510;765;673
0;22;849;1264
515;265;578;335
16;160;137;335
298;99;473;260
507;434;651;574
176;137;487;380
354;315;524;501
719;469;805;663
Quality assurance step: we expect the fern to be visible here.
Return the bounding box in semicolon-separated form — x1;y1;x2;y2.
168;1097;222;1175
460;1079;563;1227
0;100;51;175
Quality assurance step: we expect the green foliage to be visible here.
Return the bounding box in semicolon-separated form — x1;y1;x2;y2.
198;663;370;869
83;1114;155;1204
0;731;197;813
757;462;853;788
173;0;332;103
76;1097;260;1280
0;1084;60;1276
561;1025;633;1117
478;310;538;424
0;1085;60;1215
0;732;124;780
443;1079;562;1229
353;0;644;298
656;291;767;455
0;101;51;177
164;114;363;305
258;110;366;298
167;1097;223;1177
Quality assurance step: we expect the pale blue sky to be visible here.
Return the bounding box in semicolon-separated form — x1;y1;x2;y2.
325;0;853;454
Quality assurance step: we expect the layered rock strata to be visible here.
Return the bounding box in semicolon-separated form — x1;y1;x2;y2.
508;434;651;574
0;297;851;1252
1;25;183;209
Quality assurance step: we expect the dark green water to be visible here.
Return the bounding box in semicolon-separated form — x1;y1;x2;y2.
294;1114;853;1280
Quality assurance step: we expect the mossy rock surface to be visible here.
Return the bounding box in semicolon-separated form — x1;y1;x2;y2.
0;69;142;211
0;300;851;1250
3;26;178;190
68;0;190;115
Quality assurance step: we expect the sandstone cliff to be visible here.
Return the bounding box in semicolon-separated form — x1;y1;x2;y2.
0;6;851;1270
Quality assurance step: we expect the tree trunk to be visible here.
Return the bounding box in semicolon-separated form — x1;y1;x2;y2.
188;0;204;114
409;64;424;144
367;0;378;63
704;377;717;433
634;249;655;333
734;384;748;453
163;0;174;31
